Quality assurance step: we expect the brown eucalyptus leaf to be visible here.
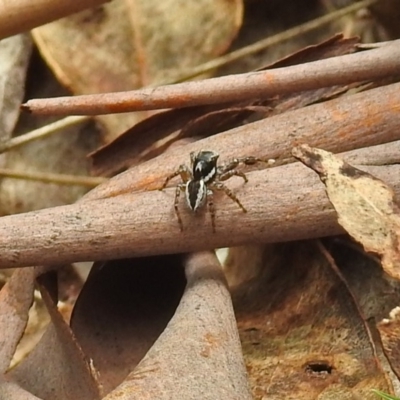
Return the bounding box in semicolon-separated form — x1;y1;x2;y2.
70;256;186;395
90;105;216;176
261;35;360;116
0;121;99;215
223;244;277;288
0;52;100;216
9;291;51;370
293;144;400;280
327;237;400;383
9;274;101;400
32;0;243;138
104;252;251;400
233;241;393;399
371;0;400;38
325;236;400;323
0;268;35;373
0;379;42;400
0;34;32;146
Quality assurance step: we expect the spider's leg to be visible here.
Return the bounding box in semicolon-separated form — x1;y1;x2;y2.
174;183;186;231
239;156;263;166
160;164;191;190
218;156;264;175
217;159;240;175
178;165;192;183
190;151;196;167
219;169;248;183
211;181;247;213
206;189;216;233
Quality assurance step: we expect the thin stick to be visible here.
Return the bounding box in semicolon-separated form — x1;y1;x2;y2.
0;0;110;40
0;161;398;269
22;40;400;116
0;116;89;154
0;168;106;187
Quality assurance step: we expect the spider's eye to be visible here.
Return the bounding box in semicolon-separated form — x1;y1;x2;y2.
186;180;207;211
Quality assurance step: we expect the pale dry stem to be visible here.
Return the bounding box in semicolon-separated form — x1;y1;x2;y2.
23;40;400;115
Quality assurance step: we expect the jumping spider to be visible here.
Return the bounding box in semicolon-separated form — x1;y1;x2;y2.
160;150;262;232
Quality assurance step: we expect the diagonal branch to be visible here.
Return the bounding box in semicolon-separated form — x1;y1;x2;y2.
1;82;399;269
22;40;400;116
0;160;398;269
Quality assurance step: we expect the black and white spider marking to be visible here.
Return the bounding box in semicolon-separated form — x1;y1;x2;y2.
160;150;262;232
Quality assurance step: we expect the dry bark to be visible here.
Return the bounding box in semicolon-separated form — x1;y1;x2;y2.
1;81;400;268
23;40;400;115
0;0;109;40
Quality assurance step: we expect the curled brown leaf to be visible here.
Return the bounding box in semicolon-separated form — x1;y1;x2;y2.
104;252;251;400
293;144;400;280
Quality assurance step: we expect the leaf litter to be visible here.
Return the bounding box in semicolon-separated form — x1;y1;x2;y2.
1;1;400;399
233;241;394;399
8;272;102;400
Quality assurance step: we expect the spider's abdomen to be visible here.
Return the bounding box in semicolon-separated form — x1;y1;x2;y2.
186;179;207;211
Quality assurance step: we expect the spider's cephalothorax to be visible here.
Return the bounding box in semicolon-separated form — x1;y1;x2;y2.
187;150;218;211
192;150;218;183
161;150;261;232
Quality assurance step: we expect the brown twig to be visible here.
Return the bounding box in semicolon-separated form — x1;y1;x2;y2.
1;82;398;269
0;157;399;270
0;168;106;187
83;82;400;200
0;116;90;154
0;0;110;40
22;40;400;116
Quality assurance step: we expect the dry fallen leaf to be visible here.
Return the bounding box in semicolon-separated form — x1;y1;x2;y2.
102;252;251;400
32;0;243;138
293;144;400;280
9;291;51;370
0;120;99;215
0;378;42;400
8;273;101;400
70;256;186;395
0;34;32;147
0;268;35;373
0;45;101;216
233;241;393;399
327;238;400;384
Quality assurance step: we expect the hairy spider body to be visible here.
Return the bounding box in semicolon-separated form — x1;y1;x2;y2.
161;150;261;232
